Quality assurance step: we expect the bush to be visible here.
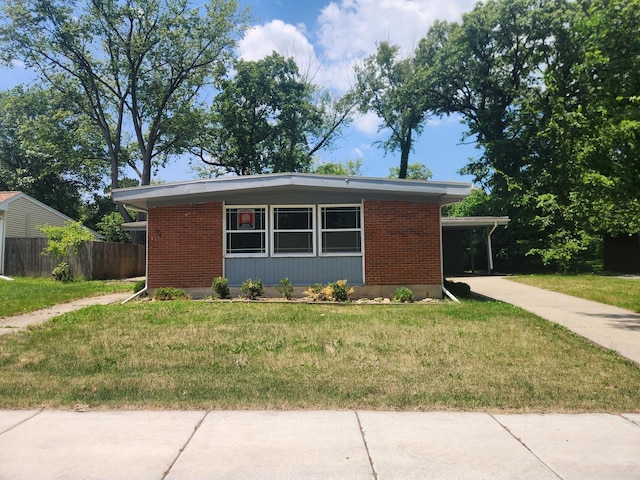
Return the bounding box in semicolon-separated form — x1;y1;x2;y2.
275;277;294;300
304;280;354;302
393;287;414;303
212;276;230;299
152;287;190;301
52;262;73;283
132;280;146;293
444;280;472;299
330;279;354;302
241;278;264;299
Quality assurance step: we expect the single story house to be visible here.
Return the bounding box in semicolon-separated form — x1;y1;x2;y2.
112;173;472;299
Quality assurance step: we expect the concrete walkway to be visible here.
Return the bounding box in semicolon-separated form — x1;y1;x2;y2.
0;292;132;336
1;409;639;479
456;275;640;365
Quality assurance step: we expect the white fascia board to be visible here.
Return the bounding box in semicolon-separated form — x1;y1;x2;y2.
111;173;473;211
441;216;511;228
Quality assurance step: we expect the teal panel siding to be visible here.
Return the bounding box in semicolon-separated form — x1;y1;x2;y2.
225;256;363;286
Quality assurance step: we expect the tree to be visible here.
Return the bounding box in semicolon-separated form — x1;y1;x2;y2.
194;52;353;176
0;86;106;218
313;159;362;176
353;42;433;178
389;163;432;180
0;0;247;222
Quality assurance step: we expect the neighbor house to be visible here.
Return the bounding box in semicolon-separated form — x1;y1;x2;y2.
0;192;84;276
112;173;472;299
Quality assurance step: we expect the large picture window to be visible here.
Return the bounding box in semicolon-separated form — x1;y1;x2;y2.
225;207;266;255
320;205;362;254
272;206;315;255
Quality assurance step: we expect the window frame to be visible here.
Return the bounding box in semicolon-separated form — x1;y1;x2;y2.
318;204;364;257
270;205;316;257
224;205;268;258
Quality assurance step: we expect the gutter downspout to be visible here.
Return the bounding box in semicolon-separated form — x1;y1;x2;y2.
487;221;498;274
442;284;461;303
122;286;147;304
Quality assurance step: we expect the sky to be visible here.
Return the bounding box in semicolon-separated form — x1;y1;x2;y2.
0;0;481;184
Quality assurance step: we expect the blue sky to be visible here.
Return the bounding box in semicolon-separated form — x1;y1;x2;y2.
0;0;480;184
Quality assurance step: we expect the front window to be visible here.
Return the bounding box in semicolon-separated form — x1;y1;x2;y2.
225;207;266;255
320;206;362;254
272;206;315;255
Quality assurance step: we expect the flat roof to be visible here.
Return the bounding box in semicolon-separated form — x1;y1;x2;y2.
112;173;473;211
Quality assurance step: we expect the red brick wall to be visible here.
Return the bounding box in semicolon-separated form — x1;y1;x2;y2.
363;199;441;285
147;203;223;289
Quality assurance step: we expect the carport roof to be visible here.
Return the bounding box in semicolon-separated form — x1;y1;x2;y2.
442;216;510;230
112;173;472;211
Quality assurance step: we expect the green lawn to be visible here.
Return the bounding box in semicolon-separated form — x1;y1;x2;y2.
0;277;132;318
510;274;640;313
1;301;638;412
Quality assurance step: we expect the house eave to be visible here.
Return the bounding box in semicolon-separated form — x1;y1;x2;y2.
111;173;472;211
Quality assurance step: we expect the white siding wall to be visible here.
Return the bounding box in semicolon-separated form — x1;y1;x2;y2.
5;197;69;238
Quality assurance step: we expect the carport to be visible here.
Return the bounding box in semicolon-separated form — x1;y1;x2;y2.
442;216;509;276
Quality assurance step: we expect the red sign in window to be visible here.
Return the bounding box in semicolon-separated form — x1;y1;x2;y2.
237;209;255;229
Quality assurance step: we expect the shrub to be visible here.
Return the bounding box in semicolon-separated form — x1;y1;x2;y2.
276;277;294;300
330;279;354;302
304;280;354;302
393;287;414;303
52;262;73;283
241;278;264;299
212;276;230;299
444;280;472;299
132;280;146;294
152;287;190;301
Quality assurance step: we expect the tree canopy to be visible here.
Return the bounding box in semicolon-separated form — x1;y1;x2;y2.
194;52;353;177
0;0;247;222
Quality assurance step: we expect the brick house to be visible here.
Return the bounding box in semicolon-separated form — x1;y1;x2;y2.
112;173;471;299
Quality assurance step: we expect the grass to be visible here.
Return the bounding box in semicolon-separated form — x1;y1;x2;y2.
1;300;639;412
510;274;640;313
0;277;132;318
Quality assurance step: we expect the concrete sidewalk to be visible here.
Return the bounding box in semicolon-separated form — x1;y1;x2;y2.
456;276;640;365
1;410;639;479
0;292;132;336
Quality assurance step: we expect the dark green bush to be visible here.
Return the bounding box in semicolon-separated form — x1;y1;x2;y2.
133;280;146;293
212;276;230;299
52;262;73;283
444;280;472;298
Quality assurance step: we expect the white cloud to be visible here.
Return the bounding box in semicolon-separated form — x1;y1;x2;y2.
237;20;320;78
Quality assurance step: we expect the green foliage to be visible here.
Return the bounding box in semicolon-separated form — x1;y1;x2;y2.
212;277;230;299
241;278;264;299
275;278;294;300
51;262;73;283
152;287;190;301
0;0;247;225
304;280;354;302
389;163;432;180
38;221;94;260
198;52;352;176
353;41;433;178
393;287;414;303
96;212;131;243
0;86;106;218
313;159;362;176
132;280;146;294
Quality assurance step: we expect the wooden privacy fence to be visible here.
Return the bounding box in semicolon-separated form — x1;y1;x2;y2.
4;238;145;280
